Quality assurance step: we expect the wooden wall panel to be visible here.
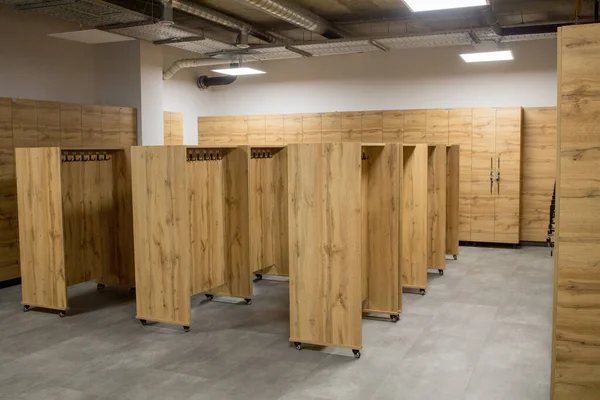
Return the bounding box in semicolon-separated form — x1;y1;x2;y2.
248;115;266;145
230;116;249;145
402;145;428;290
522;107;557;242
12;99;38;148
164;111;184;146
101;106;121;147
119;108;137;147
302;113;322;143
471;108;496;243
428;146;447;271
60;104;83;147
213;117;232;145
37;101;61;147
288;143;362;350
131;146;192;326
0;99;18;282
362;111;383;143
321;112;342;143
382;110;403;143
16;147;67;311
188;156;226;294
266;114;284;145
446;145;460;256
426;109;449;145
284;114;303;144
362;144;401;316
341;112;362;143
449;108;473;241
198;117;215;145
553;24;600;400
403;110;427;144
82;105;103;147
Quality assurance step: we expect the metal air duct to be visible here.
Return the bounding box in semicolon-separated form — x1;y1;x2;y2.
197;75;237;89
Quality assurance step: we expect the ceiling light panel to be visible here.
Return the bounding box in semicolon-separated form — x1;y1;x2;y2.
460;50;514;63
213;67;266;76
403;0;488;12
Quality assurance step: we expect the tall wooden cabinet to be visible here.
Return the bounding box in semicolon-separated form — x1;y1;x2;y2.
470;107;523;244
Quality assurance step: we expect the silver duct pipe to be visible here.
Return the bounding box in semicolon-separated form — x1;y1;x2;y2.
236;0;347;39
162;0;279;43
163;58;230;80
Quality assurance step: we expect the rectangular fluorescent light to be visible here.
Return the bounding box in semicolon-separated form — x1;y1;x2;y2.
212;67;266;76
460;50;514;63
403;0;488;12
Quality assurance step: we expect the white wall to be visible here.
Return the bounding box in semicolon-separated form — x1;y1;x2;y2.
162;47;215;145
94;41;141;109
0;4;96;104
200;39;558;116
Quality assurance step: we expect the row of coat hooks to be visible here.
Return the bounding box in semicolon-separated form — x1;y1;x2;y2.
252;149;273;159
61;151;111;163
187;149;224;162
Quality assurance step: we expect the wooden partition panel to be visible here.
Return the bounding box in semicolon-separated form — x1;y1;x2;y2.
428;146;447;271
522;107;557;242
111;149;135;287
553;24;600;400
0;99;18;282
249;147;289;276
446;145;460;257
16;147;67;311
362;144;401;316
131;146;192;326
449;109;472;241
288;143;362;350
164;111;184;146
402;145;428;290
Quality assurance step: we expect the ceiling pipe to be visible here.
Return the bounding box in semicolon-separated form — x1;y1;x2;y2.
160;0;279;44
234;0;348;39
197;75;237;89
163;58;232;80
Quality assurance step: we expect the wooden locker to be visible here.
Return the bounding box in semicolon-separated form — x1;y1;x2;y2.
341;112;362;143
382;110;403;143
426;109;449;146
37;101;61;147
302;113;322;143
321;112;341;143
361;111;383;143
12;99;38;148
60;103;83;147
403;110;426;144
283;114;302;144
247;115;266;145
449;108;472;241
265;114;284;145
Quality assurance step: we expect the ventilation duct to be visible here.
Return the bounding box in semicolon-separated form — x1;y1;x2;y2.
197;75;237;89
235;0;347;39
163;58;238;80
161;0;279;44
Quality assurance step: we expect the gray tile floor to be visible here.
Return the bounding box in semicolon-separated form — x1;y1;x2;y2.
0;246;553;399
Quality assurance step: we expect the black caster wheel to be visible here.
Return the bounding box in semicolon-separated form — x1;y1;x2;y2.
453;255;458;260
130;287;136;295
255;274;263;280
97;283;106;290
58;311;66;318
420;289;426;296
205;294;214;301
390;315;399;323
140;319;147;326
183;326;190;332
294;342;302;350
352;350;361;359
23;305;30;312
244;298;252;305
438;269;444;276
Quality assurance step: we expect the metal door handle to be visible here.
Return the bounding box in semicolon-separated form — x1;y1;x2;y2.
496;157;501;195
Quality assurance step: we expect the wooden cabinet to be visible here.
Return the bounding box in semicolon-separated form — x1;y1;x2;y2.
470;107;523;244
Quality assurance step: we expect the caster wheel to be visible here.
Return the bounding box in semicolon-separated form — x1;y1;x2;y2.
205;294;214;301
183;326;190;332
390;315;399;323
352;350;361;359
244;298;252;305
130;287;136;295
294;342;302;350
97;283;105;291
438;269;444;276
255;274;263;280
58;311;66;318
420;289;426;296
453;255;458;260
23;305;30;312
140;319;147;326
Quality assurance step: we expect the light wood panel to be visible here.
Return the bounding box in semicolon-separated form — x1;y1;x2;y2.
449;108;473;241
101;106;121;147
362;111;383;143
82;105;102;147
362;144;401;316
60;104;83;147
522;107;557;242
426;109;449;145
341;112;362;143
37;101;61;147
402;145;428;290
321;112;342;143
119;108;137;147
446;145;460;257
164;111;183;146
382;110;403;143
249;147;289;277
248;115;266;145
553;23;600;400
428;146;447;271
266;114;284;145
288;143;362;350
284;114;303;144
12;99;38;148
403;110;427;144
0;99;18;282
198;117;215;145
16;147;67;311
131;146;192;326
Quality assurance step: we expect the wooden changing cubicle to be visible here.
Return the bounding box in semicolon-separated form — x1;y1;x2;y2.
446;145;460;260
131;146;252;331
428;145;447;276
15;147;134;317
288;143;402;358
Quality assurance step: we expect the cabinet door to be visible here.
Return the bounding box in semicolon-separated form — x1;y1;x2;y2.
470;108;496;242
449;108;473;241
495;108;522;243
